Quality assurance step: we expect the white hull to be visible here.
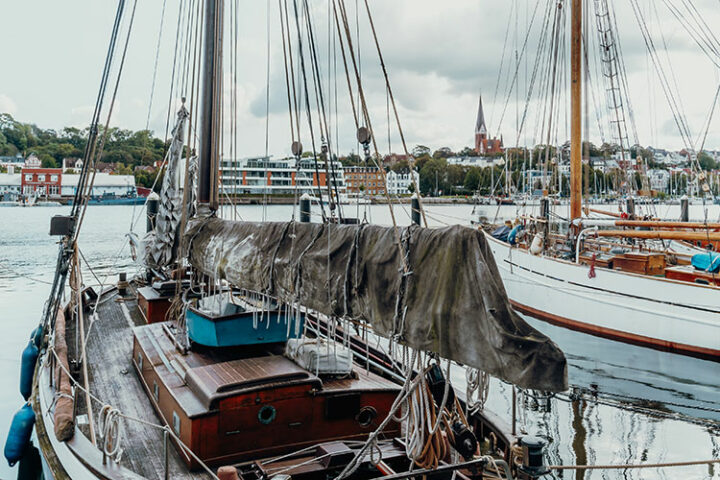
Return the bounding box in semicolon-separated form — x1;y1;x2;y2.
484;233;720;360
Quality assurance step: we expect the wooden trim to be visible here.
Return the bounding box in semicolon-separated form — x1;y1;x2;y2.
511;300;720;363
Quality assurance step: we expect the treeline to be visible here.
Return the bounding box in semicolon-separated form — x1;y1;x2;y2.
0;113;167;188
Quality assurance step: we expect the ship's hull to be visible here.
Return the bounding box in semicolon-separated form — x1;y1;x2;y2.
484;233;720;361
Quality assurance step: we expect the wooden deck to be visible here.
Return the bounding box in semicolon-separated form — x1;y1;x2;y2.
84;286;212;479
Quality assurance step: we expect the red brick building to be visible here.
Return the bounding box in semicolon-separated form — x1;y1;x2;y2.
21;168;62;196
474;96;504;155
345;166;386;196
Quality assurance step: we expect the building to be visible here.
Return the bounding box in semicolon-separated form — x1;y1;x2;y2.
522;169;552;193
345;166;385;196
447;156;505;168
21;168;62;196
0;173;21;199
474;96;503;155
382;154;410;169
647;169;670;192
0;154;25;168
63;158;83;171
24;154;42;169
386;169;419;195
219;156;347;196
61;173;137;197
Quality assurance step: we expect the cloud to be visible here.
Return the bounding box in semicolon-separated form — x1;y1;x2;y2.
0;94;18;116
3;0;720;154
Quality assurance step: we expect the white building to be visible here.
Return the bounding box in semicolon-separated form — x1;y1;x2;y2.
446;156;505;168
386;169;419;195
0;173;21;198
0;154;25;168
61;173;136;197
219;156;346;196
647;169;670;192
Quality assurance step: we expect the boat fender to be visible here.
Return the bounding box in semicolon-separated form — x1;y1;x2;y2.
529;233;544;255
20;341;39;401
508;225;524;245
4;403;35;467
31;325;43;349
218;466;240;480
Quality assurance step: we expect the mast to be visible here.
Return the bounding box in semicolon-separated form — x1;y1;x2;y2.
570;0;582;221
198;0;224;211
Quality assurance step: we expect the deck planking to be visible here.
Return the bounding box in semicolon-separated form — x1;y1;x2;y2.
84;287;212;479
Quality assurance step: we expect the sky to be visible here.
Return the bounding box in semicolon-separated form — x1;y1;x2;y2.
1;0;719;158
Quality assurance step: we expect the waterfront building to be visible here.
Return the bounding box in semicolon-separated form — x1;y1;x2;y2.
0;173;21;198
474;95;503;155
219;156;347;196
345;166;385;196
21;168;62;196
61;173;136;197
386;169;419;195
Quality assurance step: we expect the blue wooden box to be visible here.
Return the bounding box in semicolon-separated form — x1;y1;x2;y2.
186;299;304;347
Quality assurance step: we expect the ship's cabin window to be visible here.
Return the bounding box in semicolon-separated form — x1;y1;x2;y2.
173;411;181;436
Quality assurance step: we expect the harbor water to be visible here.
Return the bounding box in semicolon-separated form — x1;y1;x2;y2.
0;203;718;479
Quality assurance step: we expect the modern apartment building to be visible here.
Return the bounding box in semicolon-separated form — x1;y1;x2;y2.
219;156;347;196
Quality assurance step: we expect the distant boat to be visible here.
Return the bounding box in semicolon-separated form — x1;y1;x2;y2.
71;192;147;206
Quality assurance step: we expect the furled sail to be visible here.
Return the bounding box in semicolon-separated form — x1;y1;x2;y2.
145;106;196;269
185;219;568;392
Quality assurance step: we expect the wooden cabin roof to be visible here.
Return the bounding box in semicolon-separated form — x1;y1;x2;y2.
185;356;322;408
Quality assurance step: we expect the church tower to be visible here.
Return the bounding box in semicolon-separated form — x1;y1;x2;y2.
474;95;488;154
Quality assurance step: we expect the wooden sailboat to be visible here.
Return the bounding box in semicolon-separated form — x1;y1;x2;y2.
13;1;570;479
483;0;720;361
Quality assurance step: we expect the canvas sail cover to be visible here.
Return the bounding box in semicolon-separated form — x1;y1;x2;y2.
145;107;197;270
185;218;567;392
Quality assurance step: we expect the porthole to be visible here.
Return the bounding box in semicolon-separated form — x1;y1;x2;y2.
137;353;143;370
153;381;159;402
258;405;276;425
357;406;377;427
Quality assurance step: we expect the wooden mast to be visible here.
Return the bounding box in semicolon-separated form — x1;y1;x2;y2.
198;0;223;211
570;0;582;221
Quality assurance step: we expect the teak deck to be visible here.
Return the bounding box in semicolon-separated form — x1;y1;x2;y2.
86;285;401;475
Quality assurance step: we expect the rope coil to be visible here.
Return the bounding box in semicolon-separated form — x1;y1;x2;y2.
98;405;124;463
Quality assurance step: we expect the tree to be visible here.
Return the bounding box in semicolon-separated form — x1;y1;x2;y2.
698;151;718;171
432;147;454;159
463;167;481;192
412;145;431;157
391;159;410;173
418;158;447;195
39;155;58;168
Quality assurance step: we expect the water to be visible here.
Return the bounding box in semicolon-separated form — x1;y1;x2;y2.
0;203;718;479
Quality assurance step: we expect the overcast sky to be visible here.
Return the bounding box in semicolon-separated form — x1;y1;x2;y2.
1;0;719;157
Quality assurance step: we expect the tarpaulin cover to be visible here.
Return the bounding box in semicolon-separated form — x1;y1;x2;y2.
185;218;567;392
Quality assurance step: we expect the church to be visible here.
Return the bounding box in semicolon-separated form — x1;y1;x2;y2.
474;96;504;155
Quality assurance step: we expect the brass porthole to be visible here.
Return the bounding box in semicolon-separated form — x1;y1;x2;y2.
357;406;377;427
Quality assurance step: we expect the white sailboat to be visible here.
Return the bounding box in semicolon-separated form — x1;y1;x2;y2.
483;0;720;361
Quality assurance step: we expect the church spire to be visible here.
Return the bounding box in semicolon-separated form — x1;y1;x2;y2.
475;95;487;135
